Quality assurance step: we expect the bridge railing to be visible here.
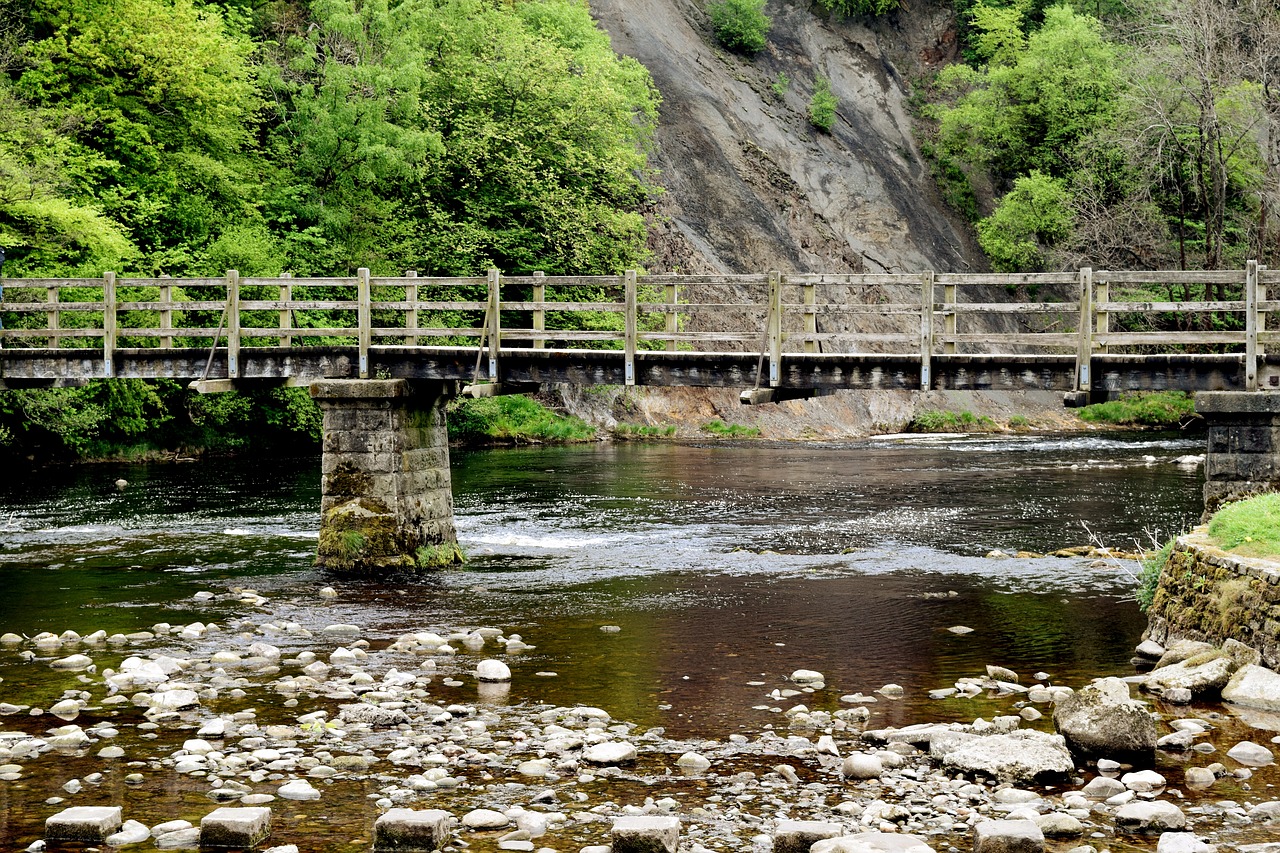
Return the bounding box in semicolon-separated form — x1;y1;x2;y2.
0;262;1275;389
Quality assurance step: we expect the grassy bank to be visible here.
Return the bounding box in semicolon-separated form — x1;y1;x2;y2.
447;395;596;444
1077;391;1197;428
1207;492;1280;560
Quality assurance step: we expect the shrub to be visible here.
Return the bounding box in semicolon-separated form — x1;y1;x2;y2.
1077;391;1196;428
614;423;677;438
1207;493;1280;559
809;76;837;132
709;0;770;54
770;72;790;101
815;0;899;17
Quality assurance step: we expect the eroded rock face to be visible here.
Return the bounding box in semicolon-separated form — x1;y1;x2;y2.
1052;677;1156;762
588;0;979;278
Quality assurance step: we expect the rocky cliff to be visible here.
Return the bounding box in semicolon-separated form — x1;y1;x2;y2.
589;0;982;276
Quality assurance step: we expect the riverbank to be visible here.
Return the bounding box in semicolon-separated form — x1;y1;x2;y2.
2;581;1279;853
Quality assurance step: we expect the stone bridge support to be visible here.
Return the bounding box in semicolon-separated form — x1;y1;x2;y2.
310;379;461;573
1198;391;1280;517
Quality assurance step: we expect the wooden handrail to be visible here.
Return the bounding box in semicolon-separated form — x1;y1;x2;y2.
0;263;1276;393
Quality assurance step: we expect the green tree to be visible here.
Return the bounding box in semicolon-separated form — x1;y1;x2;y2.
708;0;770;55
815;0;899;17
976;170;1073;270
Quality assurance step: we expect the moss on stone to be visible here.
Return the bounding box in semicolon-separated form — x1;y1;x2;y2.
416;542;465;568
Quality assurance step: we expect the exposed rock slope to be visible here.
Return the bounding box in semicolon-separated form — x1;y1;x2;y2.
590;0;981;275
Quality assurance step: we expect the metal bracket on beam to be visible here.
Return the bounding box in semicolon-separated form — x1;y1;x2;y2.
740;387;818;406
461;382;541;399
189;379;237;394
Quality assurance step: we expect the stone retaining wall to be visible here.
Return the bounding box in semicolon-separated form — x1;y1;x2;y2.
1144;528;1280;669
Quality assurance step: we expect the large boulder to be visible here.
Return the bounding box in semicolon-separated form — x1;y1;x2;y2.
1053;677;1156;762
1222;665;1280;712
932;730;1074;784
1153;640;1215;670
1145;655;1236;699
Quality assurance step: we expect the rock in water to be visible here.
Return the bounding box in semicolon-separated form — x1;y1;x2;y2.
933;730;1073;784
1222;664;1280;712
476;659;512;682
583;741;638;765
1053;677;1156;761
973;820;1045;853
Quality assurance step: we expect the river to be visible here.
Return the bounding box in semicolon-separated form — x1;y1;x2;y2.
0;432;1235;850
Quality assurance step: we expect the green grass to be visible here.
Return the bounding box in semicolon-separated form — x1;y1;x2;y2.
1137;539;1174;611
701;419;761;438
1207;493;1280;559
909;409;999;433
447;395;596;444
1008;415;1030;428
1077;391;1196;428
614;423;677;438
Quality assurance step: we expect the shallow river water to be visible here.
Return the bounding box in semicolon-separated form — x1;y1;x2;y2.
2;432;1274;852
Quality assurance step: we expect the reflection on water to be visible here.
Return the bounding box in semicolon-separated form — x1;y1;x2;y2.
0;432;1205;735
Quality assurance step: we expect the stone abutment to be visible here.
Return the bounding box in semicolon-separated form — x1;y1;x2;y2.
310;379;461;573
1198;391;1280;517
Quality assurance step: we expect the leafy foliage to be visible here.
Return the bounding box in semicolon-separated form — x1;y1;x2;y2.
977;171;1073;271
709;0;770;54
908;409;1000;432
1137;539;1173;610
809;76;837;132
447;395;596;444
814;0;900;17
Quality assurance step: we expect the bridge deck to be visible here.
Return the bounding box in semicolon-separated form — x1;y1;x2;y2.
1;264;1277;394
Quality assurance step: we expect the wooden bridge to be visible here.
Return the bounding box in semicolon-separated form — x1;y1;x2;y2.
2;263;1278;573
1;263;1278;399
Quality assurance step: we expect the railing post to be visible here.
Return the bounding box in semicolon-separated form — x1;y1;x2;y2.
103;271;116;378
1259;264;1269;360
942;280;957;354
1094;275;1109;354
159;277;172;349
664;282;678;352
357;267;371;379
803;281;817;354
487;268;501;380
768;270;783;387
920;270;935;390
404;270;418;347
226;269;240;380
1246;259;1258;391
1075;267;1093;392
532;270;545;350
47;283;61;349
279;273;293;348
624;270;638;385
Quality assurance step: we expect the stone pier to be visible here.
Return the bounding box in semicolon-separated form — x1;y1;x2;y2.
310;379;461;573
1198;392;1280;517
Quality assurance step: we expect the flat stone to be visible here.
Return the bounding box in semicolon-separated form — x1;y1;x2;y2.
154;827;201;849
611;815;680;853
199;807;271;848
582;741;637;764
45;806;123;842
933;730;1073;783
773;819;842;853
373;808;453;851
812;834;935;853
461;808;509;829
1115;801;1186;834
277;779;321;801
1226;740;1274;766
1155;833;1213;853
972;820;1045;853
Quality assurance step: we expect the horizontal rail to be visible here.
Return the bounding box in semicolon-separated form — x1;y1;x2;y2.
0;262;1275;391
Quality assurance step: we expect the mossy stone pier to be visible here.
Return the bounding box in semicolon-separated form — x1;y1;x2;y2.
311;379;462;573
